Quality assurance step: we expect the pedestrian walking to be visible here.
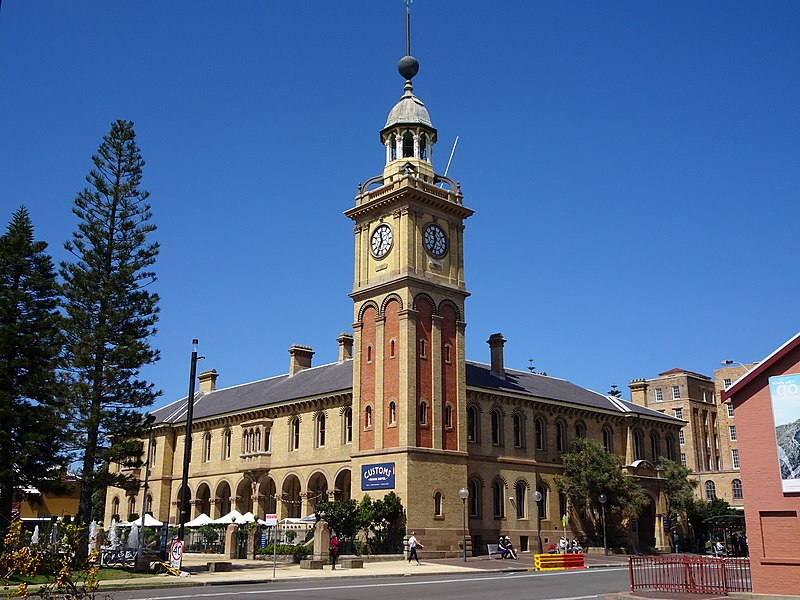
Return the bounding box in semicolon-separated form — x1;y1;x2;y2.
408;531;423;565
328;533;339;570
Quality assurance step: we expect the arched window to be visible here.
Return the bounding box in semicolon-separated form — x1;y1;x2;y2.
602;427;613;452
515;481;526;518
390;134;397;160
492;481;505;518
419;401;428;425
444;403;452;428
291;417;300;450
223;429;231;460
128;496;136;519
559;491;567;521
365;405;373;429
367;344;372;363
513;413;524;448
203;433;212;462
650;432;660;461
666;436;675;461
536;485;547;519
434;491;443;516
575;422;586;439
491;409;502;445
390;339;396;358
243;429;250;454
316;414;326;447
389;402;397;425
705;480;717;500
111;496;120;518
255;429;261;452
150;439;157;467
264;429;271;452
556;420;566;453
402;131;414;157
732;479;743;500
633;431;643;460
535;417;545;451
145;494;153;514
467;406;478;442
468;479;480;517
419;338;427;358
343;407;353;443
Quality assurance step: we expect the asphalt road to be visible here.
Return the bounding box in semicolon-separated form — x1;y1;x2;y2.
110;566;629;600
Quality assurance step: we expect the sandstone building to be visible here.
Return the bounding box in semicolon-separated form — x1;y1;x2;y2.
106;46;682;555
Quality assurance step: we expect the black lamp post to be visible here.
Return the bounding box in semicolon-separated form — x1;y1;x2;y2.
599;494;608;556
458;487;469;562
534;490;543;554
178;339;201;542
135;413;156;570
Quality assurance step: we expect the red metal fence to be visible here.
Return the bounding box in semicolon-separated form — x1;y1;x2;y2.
629;555;752;595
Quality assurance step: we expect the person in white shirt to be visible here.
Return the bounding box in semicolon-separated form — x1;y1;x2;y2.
408;532;423;565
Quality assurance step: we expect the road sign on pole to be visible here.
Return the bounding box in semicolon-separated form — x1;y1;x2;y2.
169;539;184;570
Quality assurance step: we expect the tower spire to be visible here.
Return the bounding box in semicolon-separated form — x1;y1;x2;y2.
398;0;419;83
405;0;412;56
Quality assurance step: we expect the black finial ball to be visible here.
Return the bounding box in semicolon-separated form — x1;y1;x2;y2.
398;55;419;80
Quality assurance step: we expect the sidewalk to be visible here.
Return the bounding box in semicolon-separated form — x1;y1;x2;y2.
91;551;631;590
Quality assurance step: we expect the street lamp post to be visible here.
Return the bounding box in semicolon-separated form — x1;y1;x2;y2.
599;494;608;556
178;339;201;542
534;490;543;554
458;487;469;562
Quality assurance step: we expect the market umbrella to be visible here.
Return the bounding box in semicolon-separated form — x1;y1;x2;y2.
126;514;163;527
185;513;213;527
212;509;244;525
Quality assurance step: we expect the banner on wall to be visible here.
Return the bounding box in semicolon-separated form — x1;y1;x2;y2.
768;374;800;492
361;462;395;490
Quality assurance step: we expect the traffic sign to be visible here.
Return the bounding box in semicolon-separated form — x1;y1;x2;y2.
169;539;184;570
264;513;278;526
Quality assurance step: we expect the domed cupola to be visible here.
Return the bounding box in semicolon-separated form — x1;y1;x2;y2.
381;54;437;182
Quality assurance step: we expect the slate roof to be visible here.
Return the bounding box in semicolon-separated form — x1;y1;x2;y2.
465;361;680;422
153;357;679;426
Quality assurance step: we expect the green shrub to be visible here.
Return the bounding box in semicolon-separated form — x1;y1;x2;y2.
256;544;310;559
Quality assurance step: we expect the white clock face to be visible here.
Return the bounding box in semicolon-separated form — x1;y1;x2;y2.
370;223;393;258
423;223;448;258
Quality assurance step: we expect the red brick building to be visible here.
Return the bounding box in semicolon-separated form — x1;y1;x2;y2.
722;331;800;595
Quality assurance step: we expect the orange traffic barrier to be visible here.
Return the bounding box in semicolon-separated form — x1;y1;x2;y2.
534;553;585;571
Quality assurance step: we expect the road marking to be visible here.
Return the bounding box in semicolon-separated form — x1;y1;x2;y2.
138;567;625;599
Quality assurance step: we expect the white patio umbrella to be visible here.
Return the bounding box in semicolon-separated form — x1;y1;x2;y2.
124;514;163;527
185;513;214;527
234;511;256;524
212;509;244;525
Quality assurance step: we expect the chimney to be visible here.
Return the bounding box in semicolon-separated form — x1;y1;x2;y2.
198;369;218;392
337;333;354;362
487;333;506;378
628;379;649;406
289;344;314;376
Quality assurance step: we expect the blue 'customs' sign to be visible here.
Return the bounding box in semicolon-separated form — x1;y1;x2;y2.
361;462;395;490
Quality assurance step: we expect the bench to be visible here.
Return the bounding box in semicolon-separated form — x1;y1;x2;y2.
300;559;324;570
339;558;363;569
206;561;232;572
487;543;502;559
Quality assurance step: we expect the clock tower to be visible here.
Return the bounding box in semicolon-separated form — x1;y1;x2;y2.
345;47;474;551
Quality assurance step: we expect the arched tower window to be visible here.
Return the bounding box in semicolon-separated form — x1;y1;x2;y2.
444;403;453;428
467;406;478;442
492;481;505;518
343;407;353;443
602;427;613;453
389;401;397;425
705;480;717;500
402;131;414;158
468;479;480;517
491;409;502;445
316;414;326;447
420;133;428;160
732;479;743;499
419;401;428;425
575;422;586;439
390;134;397;160
513;413;524;448
515;481;526;518
290;417;300;450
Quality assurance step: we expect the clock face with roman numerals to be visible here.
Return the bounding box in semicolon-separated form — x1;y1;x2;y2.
423;223;448;258
370;223;393;258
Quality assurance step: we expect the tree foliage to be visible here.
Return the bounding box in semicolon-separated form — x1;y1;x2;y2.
555;437;647;541
658;458;698;520
60;120;161;528
0;207;67;535
315;492;405;554
314;498;359;540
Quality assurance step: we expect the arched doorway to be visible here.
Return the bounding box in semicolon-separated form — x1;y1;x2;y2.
195;483;211;517
638;495;657;552
214;481;232;518
281;475;302;519
235;479;254;514
334;469;352;502
307;472;328;512
258;477;277;516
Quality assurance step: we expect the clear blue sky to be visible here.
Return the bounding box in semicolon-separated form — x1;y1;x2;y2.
2;1;798;408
